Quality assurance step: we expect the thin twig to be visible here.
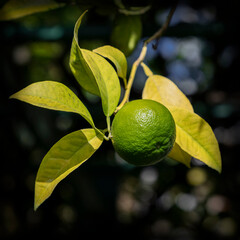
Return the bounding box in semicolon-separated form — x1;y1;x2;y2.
115;3;177;113
115;45;147;112
144;2;178;45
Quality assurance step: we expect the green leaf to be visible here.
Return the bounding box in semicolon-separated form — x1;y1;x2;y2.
69;11;100;96
142;75;194;112
70;11;121;117
169;107;222;173
0;0;65;21
167;142;192;167
10;81;95;128
93;45;127;86
34;128;104;210
110;14;142;56
81;49;121;116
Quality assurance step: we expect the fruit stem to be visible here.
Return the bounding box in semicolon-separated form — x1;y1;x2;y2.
94;127;110;141
106;116;111;133
115;2;177;113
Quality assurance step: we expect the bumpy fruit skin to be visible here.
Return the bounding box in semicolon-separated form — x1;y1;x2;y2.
111;99;176;166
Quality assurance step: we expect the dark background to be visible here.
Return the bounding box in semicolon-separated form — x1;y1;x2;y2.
1;0;240;239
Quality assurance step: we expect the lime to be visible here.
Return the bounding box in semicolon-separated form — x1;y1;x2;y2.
111;99;176;166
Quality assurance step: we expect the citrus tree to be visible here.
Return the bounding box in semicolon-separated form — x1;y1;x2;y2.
9;6;221;210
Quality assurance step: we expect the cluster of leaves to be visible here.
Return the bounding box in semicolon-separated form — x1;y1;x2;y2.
10;11;221;210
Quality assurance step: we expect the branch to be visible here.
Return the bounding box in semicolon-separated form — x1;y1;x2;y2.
144;2;177;45
115;45;147;112
115;3;177;113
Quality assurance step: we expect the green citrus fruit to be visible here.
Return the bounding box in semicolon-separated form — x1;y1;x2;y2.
111;99;176;166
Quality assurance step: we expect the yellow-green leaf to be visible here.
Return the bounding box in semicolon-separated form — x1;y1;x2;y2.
70;11;121;117
34;128;104;210
167;142;192;167
69;11;100;96
10;81;95;128
142;75;194;112
0;0;65;21
81;49;121;117
169;107;222;173
93;45;128;86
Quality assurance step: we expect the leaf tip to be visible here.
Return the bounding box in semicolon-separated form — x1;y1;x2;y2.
210;151;222;174
200;157;222;174
34;186;42;211
34;202;39;211
216;163;222;174
34;181;50;211
185;162;191;168
9;93;17;99
9;91;23;100
34;190;42;211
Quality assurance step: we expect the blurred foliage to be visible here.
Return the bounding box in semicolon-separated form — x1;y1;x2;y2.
1;0;240;239
110;14;142;56
0;0;153;21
